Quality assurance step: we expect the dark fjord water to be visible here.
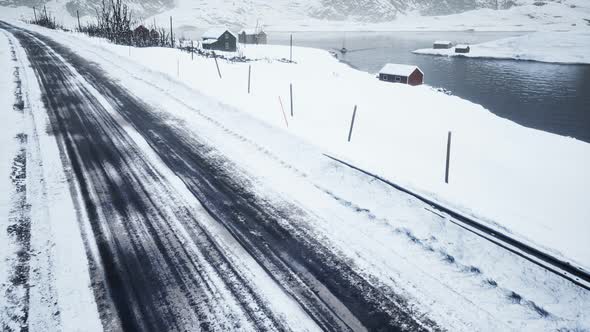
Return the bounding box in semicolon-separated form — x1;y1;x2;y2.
269;32;590;143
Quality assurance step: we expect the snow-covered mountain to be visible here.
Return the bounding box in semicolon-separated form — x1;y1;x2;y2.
310;0;520;21
0;0;526;22
0;0;585;32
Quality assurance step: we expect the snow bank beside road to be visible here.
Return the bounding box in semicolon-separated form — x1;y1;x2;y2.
0;27;102;331
0;30;24;332
414;31;590;64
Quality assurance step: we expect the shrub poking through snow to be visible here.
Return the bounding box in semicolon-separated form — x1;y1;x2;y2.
29;6;64;30
485;279;498;288
508;291;522;304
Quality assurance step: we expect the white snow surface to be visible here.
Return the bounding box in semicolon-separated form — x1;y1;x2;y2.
1;0;589;33
414;31;590;64
0;28;103;332
63;37;590;272
202;28;235;39
147;0;590;33
5;0;589;33
379;63;422;76
0;29;21;332
1;19;589;331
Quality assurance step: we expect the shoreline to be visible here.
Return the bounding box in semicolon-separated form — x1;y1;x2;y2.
413;31;590;65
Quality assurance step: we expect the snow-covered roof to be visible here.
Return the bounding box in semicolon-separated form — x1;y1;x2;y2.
379;63;422;76
434;40;453;45
202;39;218;45
202;28;235;40
239;28;264;35
455;44;470;49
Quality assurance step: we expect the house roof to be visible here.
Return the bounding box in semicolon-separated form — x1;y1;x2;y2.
379;63;422;77
434;40;452;45
202;28;236;39
202;39;218;45
239;28;265;35
455;44;470;49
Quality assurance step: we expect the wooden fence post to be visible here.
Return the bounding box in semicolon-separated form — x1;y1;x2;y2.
279;97;289;128
170;16;174;47
348;105;357;142
290;34;293;62
445;131;452;184
248;65;251;94
44;5;48;19
33;7;37;21
290;83;293;117
77;10;81;31
213;52;222;79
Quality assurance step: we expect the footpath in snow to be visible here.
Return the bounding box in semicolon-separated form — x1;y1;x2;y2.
413;31;590;64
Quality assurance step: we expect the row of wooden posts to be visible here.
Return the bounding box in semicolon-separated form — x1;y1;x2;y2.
30;8;454;185
347;107;452;184
183;35;452;184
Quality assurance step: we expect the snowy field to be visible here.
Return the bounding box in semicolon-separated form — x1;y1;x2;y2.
129;43;590;271
413;31;590;64
4;21;586;271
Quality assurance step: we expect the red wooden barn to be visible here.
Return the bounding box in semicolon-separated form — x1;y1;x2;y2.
378;64;424;86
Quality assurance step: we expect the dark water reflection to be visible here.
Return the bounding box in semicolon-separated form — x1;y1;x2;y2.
270;31;590;142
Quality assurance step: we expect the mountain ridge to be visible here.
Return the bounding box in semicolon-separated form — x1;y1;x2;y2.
0;0;526;23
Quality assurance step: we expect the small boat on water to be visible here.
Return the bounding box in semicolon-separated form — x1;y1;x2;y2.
339;36;348;54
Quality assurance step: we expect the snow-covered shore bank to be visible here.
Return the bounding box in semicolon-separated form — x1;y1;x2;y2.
6;21;587;271
413;31;590;64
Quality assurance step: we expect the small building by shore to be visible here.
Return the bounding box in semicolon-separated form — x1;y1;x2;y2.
239;29;267;44
378;64;424;86
455;44;471;53
201;28;237;52
433;40;453;49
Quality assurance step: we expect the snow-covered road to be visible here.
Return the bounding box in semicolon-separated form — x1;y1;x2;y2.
1;22;432;331
1;21;589;331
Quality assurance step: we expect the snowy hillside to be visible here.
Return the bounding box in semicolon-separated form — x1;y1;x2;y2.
0;0;522;21
2;0;586;31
